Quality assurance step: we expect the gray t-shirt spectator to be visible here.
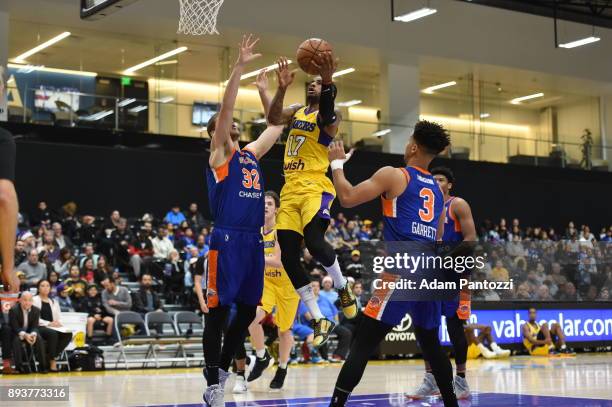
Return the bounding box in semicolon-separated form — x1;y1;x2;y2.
17;250;47;285
102;286;133;315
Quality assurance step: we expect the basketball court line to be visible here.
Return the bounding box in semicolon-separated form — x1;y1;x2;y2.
140;392;612;407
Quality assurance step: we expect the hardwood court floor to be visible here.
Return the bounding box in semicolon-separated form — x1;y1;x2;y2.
1;353;611;406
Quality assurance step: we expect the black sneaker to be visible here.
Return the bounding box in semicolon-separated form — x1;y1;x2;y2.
247;350;274;382
269;366;287;390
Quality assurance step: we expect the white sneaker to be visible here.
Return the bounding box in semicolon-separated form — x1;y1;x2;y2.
232;375;247;394
478;343;497;359
406;372;440;399
203;384;225;407
453;375;471;400
491;342;511;357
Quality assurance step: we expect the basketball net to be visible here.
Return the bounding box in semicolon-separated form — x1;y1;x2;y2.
177;0;225;35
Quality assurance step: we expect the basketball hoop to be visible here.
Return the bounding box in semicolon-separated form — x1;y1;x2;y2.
177;0;225;35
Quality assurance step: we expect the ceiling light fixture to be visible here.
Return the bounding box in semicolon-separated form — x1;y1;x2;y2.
155;60;179;66
422;81;457;94
332;68;356;78
373;129;392;137
480;113;490;119
12;31;71;63
510;93;544;104
394;7;437;23
7;63;98;77
129;105;148;113
337;99;362;107
558;36;600;49
117;98;136;108
124;46;188;74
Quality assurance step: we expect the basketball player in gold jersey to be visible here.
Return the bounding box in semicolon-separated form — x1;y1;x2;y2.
267;55;357;346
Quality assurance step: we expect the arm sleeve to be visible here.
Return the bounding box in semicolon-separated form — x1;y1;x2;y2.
318;83;337;127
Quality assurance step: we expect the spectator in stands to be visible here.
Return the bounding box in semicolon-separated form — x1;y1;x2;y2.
33;279;73;372
558;282;579;301
101;276;132;316
83;284;114;342
302;248;323;279
15;271;27;292
16;249;47;287
55;284;75;312
75;215;97;246
515;282;532;300
81;258;96;284
352;281;364;310
53;247;75;278
132;274;163;315
585;285;599;301
78;244;99;269
601;226;612;242
164;205;186;227
94;255;112;286
65;264;88;309
47;270;60;298
490;260;509;282
104;210;122;230
59;201;79;241
51;222;73;251
31;201;53;226
163;249;185;303
320;276;339;304
598;287;609;301
8;291;48;373
580;225;596;244
185;203;207;232
110;217;133;272
152;226;174;261
130;221;154;279
356;220;373;241
534;284;553;301
344;249;364;280
195;233;209;257
0;294;18;374
14;239;27;267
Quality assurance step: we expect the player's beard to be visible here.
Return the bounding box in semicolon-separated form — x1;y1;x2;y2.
306;94;320;106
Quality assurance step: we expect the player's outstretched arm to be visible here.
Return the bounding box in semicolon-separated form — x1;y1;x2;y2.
267;57;301;125
329;141;400;208
210;34;261;166
312;52;340;136
245;124;284;160
255;68;272;118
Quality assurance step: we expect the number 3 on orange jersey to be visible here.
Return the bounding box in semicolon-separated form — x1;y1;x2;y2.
419;188;434;222
242;168;261;190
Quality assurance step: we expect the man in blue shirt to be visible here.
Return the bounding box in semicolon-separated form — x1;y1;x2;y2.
164;205;187;226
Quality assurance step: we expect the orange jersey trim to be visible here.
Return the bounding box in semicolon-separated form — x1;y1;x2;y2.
207;249;219;308
410;165;431;175
212;149;236;183
448;197;462;233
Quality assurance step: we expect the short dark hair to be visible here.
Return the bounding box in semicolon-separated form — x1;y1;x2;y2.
412;120;450;155
206;113;219;137
430;166;455;184
265;191;280;208
106;275;116;285
36;279;50;292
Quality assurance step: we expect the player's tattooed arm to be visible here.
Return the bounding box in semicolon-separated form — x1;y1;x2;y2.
210;34;261;167
267;57;301;125
329;141;401;208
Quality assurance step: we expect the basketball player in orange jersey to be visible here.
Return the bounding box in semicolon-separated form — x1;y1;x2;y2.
407;166;477;400
327;121;458;407
267;52;357;347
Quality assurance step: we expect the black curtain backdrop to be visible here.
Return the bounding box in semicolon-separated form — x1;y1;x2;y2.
5;123;611;232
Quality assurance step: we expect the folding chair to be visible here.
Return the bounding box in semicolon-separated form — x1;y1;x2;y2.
113;311;148;369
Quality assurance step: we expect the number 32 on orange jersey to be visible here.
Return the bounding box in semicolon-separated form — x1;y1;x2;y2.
242;168;261;190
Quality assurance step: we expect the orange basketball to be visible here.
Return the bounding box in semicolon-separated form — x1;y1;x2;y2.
296;38;333;75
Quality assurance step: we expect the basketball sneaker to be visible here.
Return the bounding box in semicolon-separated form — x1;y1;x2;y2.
232;375;247;394
478;343;497;359
453;375;471;400
406;372;439;399
313;317;336;347
491;342;511;357
269;366;287;390
203;384;225;407
203;367;231;389
338;281;358;319
247;350;274;382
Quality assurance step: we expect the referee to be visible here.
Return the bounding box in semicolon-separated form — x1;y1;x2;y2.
0;126;19;292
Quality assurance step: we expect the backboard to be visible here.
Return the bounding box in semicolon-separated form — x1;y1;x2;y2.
80;0;140;20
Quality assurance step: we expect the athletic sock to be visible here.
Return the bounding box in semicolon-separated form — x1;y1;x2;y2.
323;258;346;289
279;361;288;369
256;349;266;359
330;386;351;406
205;365;219;386
297;284;324;319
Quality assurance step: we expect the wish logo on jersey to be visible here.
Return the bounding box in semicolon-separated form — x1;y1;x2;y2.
284;158;305;171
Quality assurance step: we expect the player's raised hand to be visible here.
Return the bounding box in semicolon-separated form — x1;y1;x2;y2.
329;140;354;164
237;34;261;66
312;51;338;84
275;57;295;89
255;68;269;92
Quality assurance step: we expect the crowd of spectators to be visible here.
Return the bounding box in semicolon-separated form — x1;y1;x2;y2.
1;201;610;370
